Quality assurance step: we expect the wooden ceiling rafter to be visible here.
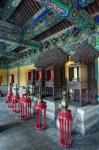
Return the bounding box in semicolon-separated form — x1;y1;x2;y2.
85;0;99;14
8;0;42;27
33;19;73;41
0;0;98;63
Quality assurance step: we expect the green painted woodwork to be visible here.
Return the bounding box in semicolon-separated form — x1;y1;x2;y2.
42;26;96;55
2;0;22;20
0;37;41;49
23;7;47;31
8;54;38;69
0;0;98;69
0;19;21;33
23;12;63;40
21;40;42;49
0;19;41;50
96;36;99;50
5;23;98;69
0;19;41;56
38;0;94;29
95;58;99;101
77;0;95;7
51;0;72;13
68;9;94;29
0;64;8;69
0;45;18;56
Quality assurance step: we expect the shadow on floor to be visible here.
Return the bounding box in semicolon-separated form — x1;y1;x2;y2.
0;122;21;132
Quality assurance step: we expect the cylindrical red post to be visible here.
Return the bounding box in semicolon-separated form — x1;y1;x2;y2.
50;66;54;80
59;111;72;148
35;101;47;130
20;96;32;120
12;95;21;113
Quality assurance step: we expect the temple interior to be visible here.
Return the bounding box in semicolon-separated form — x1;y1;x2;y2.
0;0;99;150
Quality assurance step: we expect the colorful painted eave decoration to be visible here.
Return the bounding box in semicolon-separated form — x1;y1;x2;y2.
2;0;22;20
96;21;99;35
38;0;72;16
38;0;94;29
22;8;50;31
23;13;63;40
77;0;95;9
95;36;99;50
0;31;20;42
42;26;96;55
2;45;19;54
96;16;99;23
0;19;21;33
8;53;38;69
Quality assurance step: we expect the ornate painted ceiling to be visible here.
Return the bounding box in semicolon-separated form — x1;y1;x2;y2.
0;0;99;68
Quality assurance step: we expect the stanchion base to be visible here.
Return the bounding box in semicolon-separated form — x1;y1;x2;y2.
60;141;72;148
21;115;32;120
8;105;13;108
35;125;46;131
13;109;21;113
15;110;21;113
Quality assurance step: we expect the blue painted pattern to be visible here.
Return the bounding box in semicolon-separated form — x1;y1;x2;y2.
22;9;50;31
77;0;95;8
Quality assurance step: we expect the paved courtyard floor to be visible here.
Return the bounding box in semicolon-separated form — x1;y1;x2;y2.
0;97;99;150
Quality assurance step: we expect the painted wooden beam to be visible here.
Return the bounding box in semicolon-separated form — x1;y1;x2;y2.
22;7;50;31
0;19;41;49
42;25;96;55
50;0;95;9
38;0;94;29
95;58;99;101
51;0;72;15
0;36;41;49
96;16;99;24
77;0;95;8
20;40;42;49
95;23;99;50
0;32;21;44
37;0;71;16
23;12;63;40
0;51;17;59
0;19;21;33
0;45;19;55
2;0;22;20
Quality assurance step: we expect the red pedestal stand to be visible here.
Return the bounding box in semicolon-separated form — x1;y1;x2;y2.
59;111;72;148
20;96;32;120
35;101;47;130
7;92;13;108
12;95;21;113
